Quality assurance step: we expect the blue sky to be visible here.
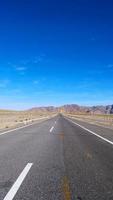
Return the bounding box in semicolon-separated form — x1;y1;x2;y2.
0;0;113;109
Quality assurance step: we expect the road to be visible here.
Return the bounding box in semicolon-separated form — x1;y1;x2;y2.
0;114;113;200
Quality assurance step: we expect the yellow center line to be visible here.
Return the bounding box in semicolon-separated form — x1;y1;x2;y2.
62;176;71;200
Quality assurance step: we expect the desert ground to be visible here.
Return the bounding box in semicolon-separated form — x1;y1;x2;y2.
66;113;113;129
0;110;56;130
0;108;113;131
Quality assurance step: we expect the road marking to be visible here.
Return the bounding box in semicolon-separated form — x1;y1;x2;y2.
62;176;71;200
0;117;50;137
66;118;113;145
3;163;33;200
50;126;54;132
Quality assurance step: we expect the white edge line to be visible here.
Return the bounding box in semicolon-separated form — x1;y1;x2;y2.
50;126;54;133
3;163;33;200
0;117;50;137
66;117;113;145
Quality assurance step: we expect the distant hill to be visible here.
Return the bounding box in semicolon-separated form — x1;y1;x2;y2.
28;104;113;114
28;106;58;112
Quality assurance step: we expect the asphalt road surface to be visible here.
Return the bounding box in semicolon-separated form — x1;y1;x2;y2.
0;114;113;200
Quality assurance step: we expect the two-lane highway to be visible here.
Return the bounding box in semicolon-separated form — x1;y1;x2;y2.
0;115;113;200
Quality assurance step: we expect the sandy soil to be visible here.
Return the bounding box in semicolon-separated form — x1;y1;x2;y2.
0;110;56;130
66;113;113;129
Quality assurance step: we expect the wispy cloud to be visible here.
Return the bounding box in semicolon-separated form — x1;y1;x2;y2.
32;54;46;64
15;66;27;71
7;62;28;71
19;54;46;65
7;54;46;72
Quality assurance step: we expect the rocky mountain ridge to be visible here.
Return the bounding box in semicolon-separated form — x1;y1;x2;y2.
28;104;113;114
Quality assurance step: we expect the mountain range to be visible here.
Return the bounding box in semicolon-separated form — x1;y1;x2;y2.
28;104;113;114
